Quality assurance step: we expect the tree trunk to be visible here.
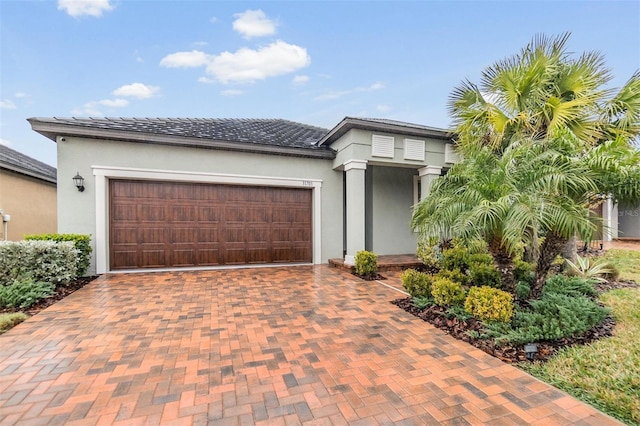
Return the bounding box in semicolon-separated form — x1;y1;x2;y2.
488;237;516;294
531;231;568;299
561;234;578;263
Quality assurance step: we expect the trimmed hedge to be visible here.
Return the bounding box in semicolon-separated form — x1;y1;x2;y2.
401;269;432;298
0;240;78;286
354;250;378;276
431;277;466;307
465;286;513;323
25;234;92;276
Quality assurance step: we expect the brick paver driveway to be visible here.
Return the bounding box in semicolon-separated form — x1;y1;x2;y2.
1;266;619;425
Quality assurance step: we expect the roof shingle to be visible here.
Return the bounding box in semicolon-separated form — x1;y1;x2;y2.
0;144;57;184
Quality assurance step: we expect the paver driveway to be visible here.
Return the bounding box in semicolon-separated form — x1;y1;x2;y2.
0;266;620;425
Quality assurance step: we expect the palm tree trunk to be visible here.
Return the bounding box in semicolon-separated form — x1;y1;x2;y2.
531;231;568;299
561;235;578;262
488;237;516;294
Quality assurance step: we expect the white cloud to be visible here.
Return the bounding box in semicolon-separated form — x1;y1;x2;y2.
233;9;277;39
376;104;392;113
160;50;211;68
0;138;11;147
193;41;209;47
14;92;27;99
58;0;114;17
293;75;310;85
0;99;16;109
210;16;219;24
207;40;310;84
71;103;103;116
98;98;129;107
221;89;244;96
112;82;159;99
314;82;385;101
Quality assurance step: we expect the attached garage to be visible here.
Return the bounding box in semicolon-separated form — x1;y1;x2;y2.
109;179;312;269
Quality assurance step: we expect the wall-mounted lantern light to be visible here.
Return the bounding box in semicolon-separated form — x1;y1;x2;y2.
73;172;85;192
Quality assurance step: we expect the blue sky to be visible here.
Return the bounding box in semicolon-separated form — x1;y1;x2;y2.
1;0;639;167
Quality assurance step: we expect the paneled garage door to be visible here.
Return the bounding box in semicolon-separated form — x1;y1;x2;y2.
109;180;312;269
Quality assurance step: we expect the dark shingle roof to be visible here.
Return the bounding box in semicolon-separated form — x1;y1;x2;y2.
0;144;57;184
28;117;335;158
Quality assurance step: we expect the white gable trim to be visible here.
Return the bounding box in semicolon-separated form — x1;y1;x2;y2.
92;165;323;273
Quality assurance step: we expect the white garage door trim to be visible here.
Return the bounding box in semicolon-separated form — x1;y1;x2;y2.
93;165;323;273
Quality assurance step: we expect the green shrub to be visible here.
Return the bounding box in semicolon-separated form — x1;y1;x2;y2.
436;268;470;286
515;281;531;300
416;240;441;271
431;277;466;307
514;259;535;284
486;293;610;345
442;246;471;271
468;262;501;288
0;240;78;286
0;312;28;334
464;286;514;323
543;275;597;298
412;296;434;309
0;276;55;309
468;252;493;266
26;234;92;276
401;269;432;298
354;250;378;276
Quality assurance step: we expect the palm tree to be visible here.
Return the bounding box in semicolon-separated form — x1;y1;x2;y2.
414;33;640;298
412;135;596;294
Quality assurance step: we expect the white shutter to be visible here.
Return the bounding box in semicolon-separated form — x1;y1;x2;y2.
445;143;460;163
404;138;425;161
371;134;394;158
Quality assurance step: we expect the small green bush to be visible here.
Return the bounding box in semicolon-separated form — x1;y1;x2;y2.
26;234;92;276
0;276;55;309
485;292;610;345
468;252;493;266
514;259;535;284
354;250;378;276
442;246;471;271
468;262;501;288
515;281;531;300
412;296;434;309
431;277;466;307
0;240;78;286
0;312;28;334
464;286;514;323
416;240;441;272
401;269;432;298
436;268;470;286
543;275;597;298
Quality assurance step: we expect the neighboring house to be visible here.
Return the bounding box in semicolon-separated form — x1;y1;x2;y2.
604;202;640;240
0;144;57;240
28;117;456;274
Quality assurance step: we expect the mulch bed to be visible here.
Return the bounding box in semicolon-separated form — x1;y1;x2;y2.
392;279;639;363
1;276;98;317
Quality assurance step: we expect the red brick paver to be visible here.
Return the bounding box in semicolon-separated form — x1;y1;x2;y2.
0;266;620;425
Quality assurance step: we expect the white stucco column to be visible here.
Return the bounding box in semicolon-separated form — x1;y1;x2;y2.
418;166;442;201
603;198;619;241
344;159;367;265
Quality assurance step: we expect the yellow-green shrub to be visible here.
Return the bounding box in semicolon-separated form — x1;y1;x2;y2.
401;269;432;298
464;286;514;323
354;250;378;276
431;277;466;306
436;268;469;286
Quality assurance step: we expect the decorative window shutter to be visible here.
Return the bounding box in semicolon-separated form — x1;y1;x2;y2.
371;135;395;158
445;143;460;163
404;138;425;161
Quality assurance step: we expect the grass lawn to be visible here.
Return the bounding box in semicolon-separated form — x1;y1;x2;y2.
520;249;640;426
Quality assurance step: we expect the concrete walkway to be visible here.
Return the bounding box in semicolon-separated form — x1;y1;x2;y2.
0;266;620;425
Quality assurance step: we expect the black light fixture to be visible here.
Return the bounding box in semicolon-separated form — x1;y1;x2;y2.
524;343;538;361
72;172;85;192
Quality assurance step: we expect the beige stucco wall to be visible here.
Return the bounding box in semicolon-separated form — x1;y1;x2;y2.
0;169;57;240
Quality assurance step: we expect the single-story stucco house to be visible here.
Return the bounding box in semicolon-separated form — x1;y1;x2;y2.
0;144;57;240
28;117;456;275
27;116;638;275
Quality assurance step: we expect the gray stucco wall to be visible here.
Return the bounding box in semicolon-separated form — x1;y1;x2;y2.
368;166;418;255
618;204;640;238
57;137;344;274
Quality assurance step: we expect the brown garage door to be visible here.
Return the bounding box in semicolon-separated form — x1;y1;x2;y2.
109;180;312;269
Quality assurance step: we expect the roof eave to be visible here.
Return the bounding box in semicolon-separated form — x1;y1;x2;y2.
28;118;336;160
0;162;57;184
317;117;454;146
